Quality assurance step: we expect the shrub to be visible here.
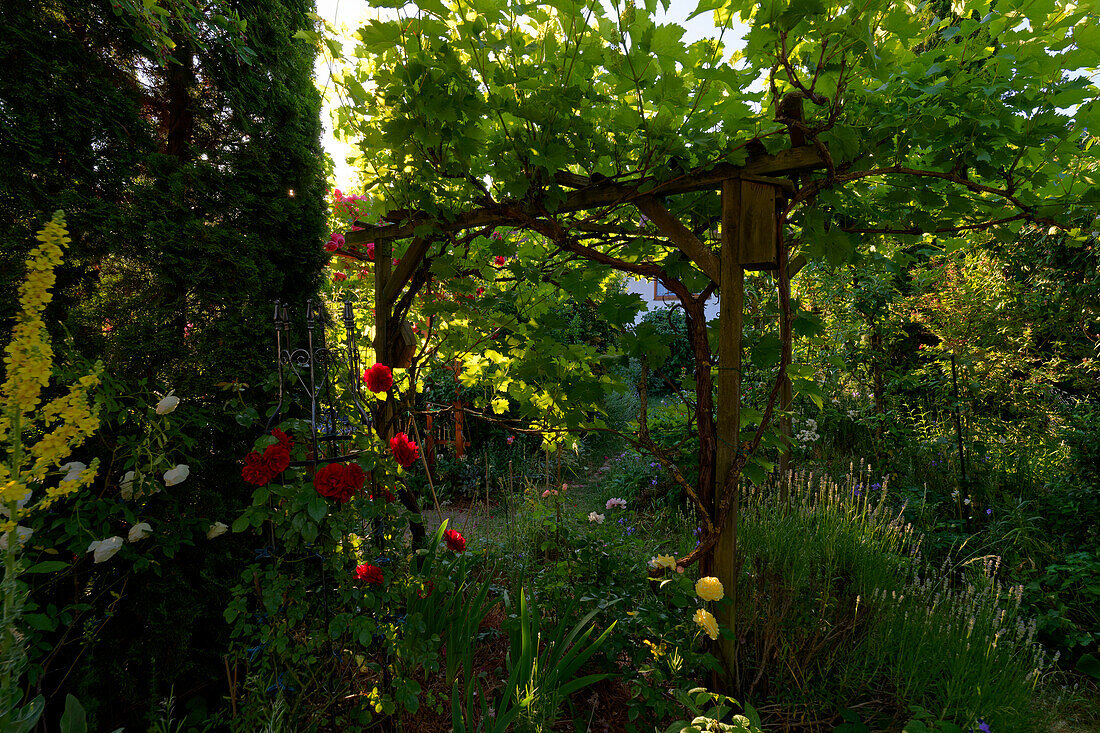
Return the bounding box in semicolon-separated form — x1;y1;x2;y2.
733;466;1052;731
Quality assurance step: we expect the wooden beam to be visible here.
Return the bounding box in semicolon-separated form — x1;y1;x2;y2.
714;179;743;673
635;195;721;283
344;145;824;245
382;237;431;308
739;180;778;270
374;238;394;437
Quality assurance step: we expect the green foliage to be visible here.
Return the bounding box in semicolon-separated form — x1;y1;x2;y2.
500;588;617;732
0;0;327;725
663;687;764;733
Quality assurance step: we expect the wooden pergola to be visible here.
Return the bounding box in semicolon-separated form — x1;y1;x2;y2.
344;143;827;669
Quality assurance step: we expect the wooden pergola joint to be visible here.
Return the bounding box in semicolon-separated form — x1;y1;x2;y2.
635;195;721;284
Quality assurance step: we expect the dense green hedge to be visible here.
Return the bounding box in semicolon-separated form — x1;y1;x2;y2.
0;0;327;726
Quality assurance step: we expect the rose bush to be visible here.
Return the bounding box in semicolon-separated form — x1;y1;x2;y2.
362;363;393;393
389;432;419;468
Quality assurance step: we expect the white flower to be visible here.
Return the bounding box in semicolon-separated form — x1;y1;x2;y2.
0;488;31;518
587;512;605;524
59;461;87;483
0;526;34;550
963;497;972;506
163;465;189;486
206;522;228;540
605;497;627;510
120;470;137;500
128;522;152;542
155;391;179;415
87;536;124;563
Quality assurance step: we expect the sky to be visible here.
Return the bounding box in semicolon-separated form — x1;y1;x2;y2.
311;0;741;191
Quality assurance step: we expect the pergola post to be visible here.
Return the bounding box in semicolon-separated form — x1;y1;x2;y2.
374;238;395;438
714;179;744;671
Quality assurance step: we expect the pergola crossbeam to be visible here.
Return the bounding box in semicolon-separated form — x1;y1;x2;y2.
345;145;823;246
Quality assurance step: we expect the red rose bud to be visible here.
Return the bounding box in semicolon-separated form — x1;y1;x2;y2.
443;528;466;552
362;363;393;393
355;563;383;585
389;432;420;468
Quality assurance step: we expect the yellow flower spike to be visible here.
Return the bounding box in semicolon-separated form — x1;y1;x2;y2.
695;576;725;603
1;212;100;525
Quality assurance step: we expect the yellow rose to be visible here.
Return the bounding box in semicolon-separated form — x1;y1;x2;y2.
695;576;725;602
650;554;677;570
693;608;719;640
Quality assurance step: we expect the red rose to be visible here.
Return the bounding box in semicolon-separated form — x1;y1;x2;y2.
313;462;364;503
389;432;420;468
362;363;393;393
272;429;293;450
443;529;466;553
355;563;383;585
242;452;272;486
260;443;290;477
494;255;506;266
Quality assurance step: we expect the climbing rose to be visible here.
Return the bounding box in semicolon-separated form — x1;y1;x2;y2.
443;529;466;552
695;576;725;602
389;433;419;468
313;462;365;503
693;608;719;640
649;554;677;571
356;563;383;585
242;452;271;486
494;255;507;266
272;429;294;450
155;391;179;415
163;464;189;486
260;443;290;476
88;536;124;564
128;522;152;542
366;242;376;260
362;363;393;393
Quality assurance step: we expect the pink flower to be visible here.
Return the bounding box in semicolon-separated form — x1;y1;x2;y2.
334;189;344;201
507;435;514;445
366;242;375;261
334;272;347;282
